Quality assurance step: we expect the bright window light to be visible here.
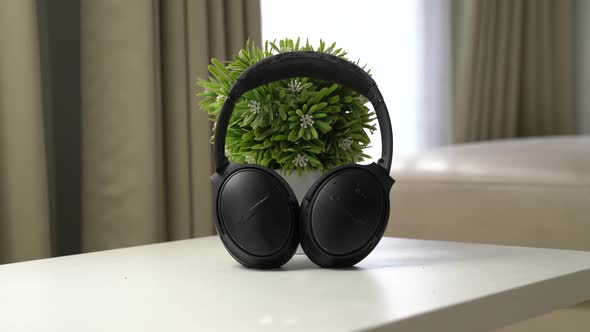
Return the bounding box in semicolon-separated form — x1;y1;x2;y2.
261;0;421;160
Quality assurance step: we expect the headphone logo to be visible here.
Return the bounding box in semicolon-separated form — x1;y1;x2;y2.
329;193;343;201
238;194;270;225
353;184;367;199
344;207;368;225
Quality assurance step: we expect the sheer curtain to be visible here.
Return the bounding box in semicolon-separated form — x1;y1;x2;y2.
417;0;453;150
425;0;576;144
453;0;575;142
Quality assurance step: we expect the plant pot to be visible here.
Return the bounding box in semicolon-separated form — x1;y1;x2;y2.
278;169;321;204
277;169;321;255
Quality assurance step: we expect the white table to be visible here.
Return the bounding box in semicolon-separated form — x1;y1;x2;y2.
1;237;590;332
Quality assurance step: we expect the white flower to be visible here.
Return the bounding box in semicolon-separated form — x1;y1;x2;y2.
355;96;368;103
292;154;308;168
216;95;227;102
300;114;314;128
245;155;256;164
248;100;261;114
287;79;302;93
340;137;353;150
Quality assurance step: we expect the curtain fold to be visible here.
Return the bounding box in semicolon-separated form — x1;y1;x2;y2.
0;0;261;263
183;0;261;237
0;0;52;263
453;0;575;142
80;0;167;252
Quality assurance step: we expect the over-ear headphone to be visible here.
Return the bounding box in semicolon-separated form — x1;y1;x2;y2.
211;51;395;269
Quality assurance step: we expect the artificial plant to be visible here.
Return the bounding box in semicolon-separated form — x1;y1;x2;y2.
198;38;376;175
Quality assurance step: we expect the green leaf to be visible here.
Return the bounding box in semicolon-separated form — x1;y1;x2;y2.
301;82;313;90
310;126;319;139
315;120;332;134
309;102;327;114
252;143;266;150
327;95;340;104
288;128;299;141
272;135;287;141
307;155;322;167
279;110;287;121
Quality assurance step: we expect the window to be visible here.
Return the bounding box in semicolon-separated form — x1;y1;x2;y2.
261;0;421;159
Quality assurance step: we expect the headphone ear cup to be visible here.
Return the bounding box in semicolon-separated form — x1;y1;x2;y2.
299;166;390;268
214;165;299;269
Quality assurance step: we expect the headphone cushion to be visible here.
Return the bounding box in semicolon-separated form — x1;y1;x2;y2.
216;167;298;268
300;166;390;267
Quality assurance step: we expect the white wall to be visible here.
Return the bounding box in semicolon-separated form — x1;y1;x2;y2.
576;0;590;134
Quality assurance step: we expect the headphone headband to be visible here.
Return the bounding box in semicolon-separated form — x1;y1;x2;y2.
213;51;393;171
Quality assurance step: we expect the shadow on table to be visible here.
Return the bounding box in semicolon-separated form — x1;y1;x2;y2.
233;239;522;272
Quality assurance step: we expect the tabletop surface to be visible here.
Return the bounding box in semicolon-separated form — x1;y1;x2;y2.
1;237;590;332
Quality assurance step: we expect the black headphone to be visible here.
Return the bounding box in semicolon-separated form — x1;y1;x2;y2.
211;51;395;269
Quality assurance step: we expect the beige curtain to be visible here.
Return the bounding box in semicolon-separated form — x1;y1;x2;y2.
453;0;575;142
0;0;52;263
0;0;261;264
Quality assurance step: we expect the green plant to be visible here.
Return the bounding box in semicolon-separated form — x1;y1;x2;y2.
198;38;376;175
